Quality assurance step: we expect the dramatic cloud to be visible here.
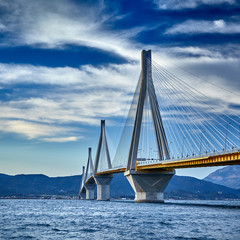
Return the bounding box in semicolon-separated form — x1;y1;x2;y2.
0;0;142;60
153;0;235;9
0;119;79;140
0;62;139;140
0;63;139;89
166;20;240;34
168;46;223;58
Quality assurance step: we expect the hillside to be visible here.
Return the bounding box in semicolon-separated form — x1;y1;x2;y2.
0;174;81;197
1;173;240;200
204;165;240;189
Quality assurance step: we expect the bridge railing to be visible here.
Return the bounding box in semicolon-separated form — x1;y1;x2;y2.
137;147;240;166
95;166;126;175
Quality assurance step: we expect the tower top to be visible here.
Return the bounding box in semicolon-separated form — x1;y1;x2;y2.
142;50;151;58
101;120;105;126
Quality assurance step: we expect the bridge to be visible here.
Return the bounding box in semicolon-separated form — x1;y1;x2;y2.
79;50;240;203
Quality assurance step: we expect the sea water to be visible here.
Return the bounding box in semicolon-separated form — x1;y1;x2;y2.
0;199;240;239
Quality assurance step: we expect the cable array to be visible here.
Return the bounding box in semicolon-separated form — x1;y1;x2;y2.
111;55;240;169
111;74;142;168
151;58;240;159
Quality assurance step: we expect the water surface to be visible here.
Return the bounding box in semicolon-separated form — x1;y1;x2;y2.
0;199;239;239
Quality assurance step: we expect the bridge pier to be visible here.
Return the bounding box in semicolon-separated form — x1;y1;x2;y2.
85;183;96;200
94;175;113;201
124;170;175;203
78;191;86;200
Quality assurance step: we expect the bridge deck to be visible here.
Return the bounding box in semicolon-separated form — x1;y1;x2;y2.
96;167;126;175
95;151;240;176
136;151;240;171
83;151;240;185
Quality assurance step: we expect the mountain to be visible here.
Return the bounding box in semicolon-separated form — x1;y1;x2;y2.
165;175;240;200
1;172;240;200
0;174;81;197
204;165;240;189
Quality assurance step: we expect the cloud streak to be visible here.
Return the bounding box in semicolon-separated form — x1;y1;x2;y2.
0;62;139;140
0;119;80;140
0;63;138;88
166;20;240;34
153;0;235;9
0;0;142;60
40;136;82;142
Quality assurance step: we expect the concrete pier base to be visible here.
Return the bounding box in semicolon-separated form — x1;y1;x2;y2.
85;184;96;200
94;175;113;201
124;170;175;203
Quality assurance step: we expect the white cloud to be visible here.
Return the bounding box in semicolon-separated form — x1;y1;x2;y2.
165;20;240;34
0;0;142;60
0;22;6;31
0;119;79;140
214;19;226;28
166;46;223;58
0;62;139;89
40;136;81;142
153;0;235;9
0;62;139;139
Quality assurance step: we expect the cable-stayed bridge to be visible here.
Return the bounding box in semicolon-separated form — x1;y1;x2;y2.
79;50;240;203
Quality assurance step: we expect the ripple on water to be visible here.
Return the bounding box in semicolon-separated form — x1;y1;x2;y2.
81;228;98;233
0;199;240;240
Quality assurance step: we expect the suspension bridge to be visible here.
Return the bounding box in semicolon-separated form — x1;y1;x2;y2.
79;50;240;203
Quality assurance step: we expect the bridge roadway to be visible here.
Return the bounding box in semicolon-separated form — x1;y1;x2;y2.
86;149;240;180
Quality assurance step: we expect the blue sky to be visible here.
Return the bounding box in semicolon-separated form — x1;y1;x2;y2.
0;0;240;178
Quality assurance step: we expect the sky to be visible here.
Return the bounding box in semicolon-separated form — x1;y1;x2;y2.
0;0;240;178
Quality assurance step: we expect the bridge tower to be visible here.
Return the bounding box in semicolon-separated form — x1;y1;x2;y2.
84;148;96;200
94;120;113;201
78;166;86;199
124;50;175;202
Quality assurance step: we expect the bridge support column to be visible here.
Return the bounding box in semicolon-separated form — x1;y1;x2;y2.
78;191;86;200
85;184;96;200
94;175;113;201
124;170;175;203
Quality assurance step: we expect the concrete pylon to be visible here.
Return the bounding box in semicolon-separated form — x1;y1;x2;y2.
125;50;175;203
78;166;86;199
85;182;95;200
94;120;113;201
124;170;174;203
79;189;86;200
94;174;113;201
85;148;96;200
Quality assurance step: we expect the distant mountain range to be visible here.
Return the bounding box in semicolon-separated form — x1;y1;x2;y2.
1;165;240;200
204;165;240;189
0;174;81;197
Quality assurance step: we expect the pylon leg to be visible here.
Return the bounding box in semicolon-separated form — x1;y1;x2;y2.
85;183;96;200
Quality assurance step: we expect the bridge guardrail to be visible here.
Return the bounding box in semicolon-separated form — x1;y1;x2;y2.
137;147;240;166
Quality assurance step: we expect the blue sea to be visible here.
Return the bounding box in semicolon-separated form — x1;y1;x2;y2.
0;199;240;240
